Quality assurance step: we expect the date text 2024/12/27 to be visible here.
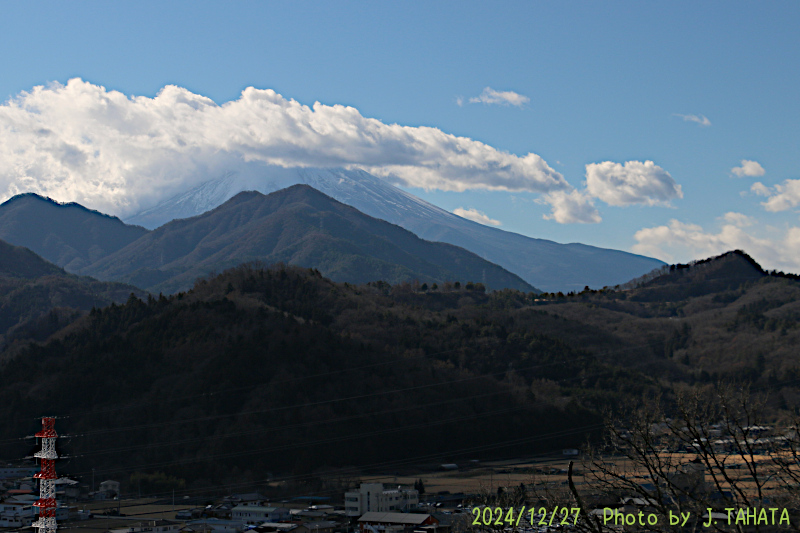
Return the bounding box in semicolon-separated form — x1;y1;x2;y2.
471;507;580;528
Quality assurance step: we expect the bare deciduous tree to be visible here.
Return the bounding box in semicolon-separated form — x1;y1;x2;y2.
525;384;800;533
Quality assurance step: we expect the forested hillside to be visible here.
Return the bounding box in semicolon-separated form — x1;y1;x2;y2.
79;185;536;293
1;251;798;494
0;264;599;491
0;239;146;351
0;193;148;270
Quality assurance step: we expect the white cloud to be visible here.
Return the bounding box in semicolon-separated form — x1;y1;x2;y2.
751;182;771;196
674;113;711;127
0;79;568;216
721;212;755;227
731;159;765;177
468;87;530;107
632;218;800;273
585;160;683;206
759;179;800;212
542;190;601;224
453;207;502;226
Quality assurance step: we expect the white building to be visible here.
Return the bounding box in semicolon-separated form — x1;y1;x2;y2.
109;520;182;533
231;506;290;525
0;466;39;479
0;500;68;528
345;483;419;517
99;480;121;496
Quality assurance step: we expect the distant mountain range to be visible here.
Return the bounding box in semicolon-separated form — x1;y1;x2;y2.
126;167;664;292
0;187;534;294
80;185;535;293
0;193;148;271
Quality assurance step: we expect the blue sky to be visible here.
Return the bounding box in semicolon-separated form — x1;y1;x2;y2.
1;1;799;270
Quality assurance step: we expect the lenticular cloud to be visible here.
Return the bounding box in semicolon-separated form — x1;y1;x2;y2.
0;79;569;216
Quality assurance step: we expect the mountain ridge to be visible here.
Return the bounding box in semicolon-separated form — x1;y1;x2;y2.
125;167;664;292
0;193;149;271
81;185;537;294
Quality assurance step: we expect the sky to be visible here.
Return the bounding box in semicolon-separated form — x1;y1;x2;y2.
1;1;799;271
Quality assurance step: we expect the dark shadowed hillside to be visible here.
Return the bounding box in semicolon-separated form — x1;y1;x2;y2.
0;239;65;278
0;239;146;350
0;264;603;491
629;250;766;301
81;185;536;293
0;193;149;271
531;250;800;390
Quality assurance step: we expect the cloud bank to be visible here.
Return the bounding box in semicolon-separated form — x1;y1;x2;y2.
731;159;765;177
453;207;502;226
0;79;566;217
633;218;800;273
585;160;683;206
468;87;530;107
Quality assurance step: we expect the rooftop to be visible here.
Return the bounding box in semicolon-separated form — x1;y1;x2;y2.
358;513;432;525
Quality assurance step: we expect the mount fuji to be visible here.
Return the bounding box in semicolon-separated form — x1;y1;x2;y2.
126;167;663;292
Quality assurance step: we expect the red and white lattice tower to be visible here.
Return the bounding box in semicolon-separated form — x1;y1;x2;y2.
32;417;59;533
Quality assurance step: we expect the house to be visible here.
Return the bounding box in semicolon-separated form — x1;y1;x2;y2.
344;484;419;517
55;477;81;501
0;466;39;479
4;490;35;500
665;459;706;495
109;520;182;533
0;500;68;528
294;509;328;521
232;505;290;525
427;512;466;533
358;513;437;533
184;518;246;533
97;479;121;499
181;524;217;533
223;493;266;506
304;520;338;533
253;522;304;533
207;504;234;519
0;501;36;528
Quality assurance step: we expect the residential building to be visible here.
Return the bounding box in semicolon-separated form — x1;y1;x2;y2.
223;493;266;506
184;518;246;533
0;466;38;480
344;484;419;517
232;505;290;525
358;512;437;533
253;522;304;533
96;479;121;499
0;500;68;528
109;520;182;533
303;520;338;533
